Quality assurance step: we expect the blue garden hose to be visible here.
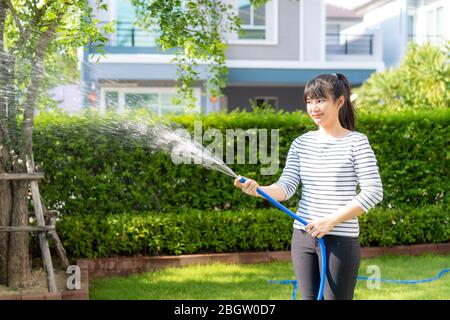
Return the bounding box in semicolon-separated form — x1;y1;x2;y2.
356;268;450;284
239;176;327;300
270;268;450;300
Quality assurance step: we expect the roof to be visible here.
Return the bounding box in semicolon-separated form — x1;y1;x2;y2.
325;0;374;11
326;4;363;20
352;0;396;15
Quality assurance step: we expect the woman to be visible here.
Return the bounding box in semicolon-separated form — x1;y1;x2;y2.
234;73;383;300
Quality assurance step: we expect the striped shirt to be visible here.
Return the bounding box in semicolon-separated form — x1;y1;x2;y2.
275;130;383;237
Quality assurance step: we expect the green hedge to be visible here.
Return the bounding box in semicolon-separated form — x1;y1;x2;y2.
33;109;450;215
55;205;449;259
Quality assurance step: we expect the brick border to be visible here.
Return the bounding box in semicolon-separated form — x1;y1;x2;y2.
0;263;89;300
77;251;293;279
2;242;448;300
78;242;450;280
360;243;450;258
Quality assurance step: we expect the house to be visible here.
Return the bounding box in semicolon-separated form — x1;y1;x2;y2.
77;0;386;115
338;0;449;68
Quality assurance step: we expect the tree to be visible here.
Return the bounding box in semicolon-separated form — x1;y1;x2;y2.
354;41;450;113
129;0;270;107
0;0;108;289
0;0;271;289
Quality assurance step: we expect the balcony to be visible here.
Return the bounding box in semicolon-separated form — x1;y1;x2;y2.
326;33;374;55
91;21;171;54
326;30;382;63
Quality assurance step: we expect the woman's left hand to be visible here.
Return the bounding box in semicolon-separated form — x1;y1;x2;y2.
305;216;338;238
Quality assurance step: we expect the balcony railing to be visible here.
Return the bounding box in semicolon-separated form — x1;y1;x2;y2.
100;21;159;47
326;33;374;55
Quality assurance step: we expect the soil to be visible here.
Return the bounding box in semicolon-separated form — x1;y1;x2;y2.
0;268;69;296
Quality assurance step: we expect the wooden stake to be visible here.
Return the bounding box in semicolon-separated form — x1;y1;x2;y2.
0;226;54;232
0;173;44;180
30;179;57;293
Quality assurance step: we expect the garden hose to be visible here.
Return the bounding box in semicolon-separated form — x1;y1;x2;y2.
238;176;327;300
270;268;450;300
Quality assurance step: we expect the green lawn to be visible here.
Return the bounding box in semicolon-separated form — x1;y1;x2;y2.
90;254;450;300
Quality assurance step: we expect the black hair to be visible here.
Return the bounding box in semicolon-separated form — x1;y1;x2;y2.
303;73;355;131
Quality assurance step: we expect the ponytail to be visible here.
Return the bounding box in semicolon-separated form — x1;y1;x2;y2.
335;73;355;131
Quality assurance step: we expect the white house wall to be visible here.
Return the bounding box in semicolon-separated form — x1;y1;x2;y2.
415;0;449;44
301;0;326;62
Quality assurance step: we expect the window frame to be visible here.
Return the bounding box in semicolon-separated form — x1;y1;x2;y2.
416;1;448;46
239;1;266;40
254;96;279;109
227;0;278;45
100;87;201;115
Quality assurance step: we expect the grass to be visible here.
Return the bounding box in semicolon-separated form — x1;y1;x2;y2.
89;254;450;300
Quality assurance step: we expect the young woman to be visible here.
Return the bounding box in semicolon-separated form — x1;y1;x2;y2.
234;73;383;300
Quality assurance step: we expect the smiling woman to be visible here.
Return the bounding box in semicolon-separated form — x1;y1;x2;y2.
283;73;383;300
234;73;384;300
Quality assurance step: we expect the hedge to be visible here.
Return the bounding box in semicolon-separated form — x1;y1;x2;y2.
33;108;450;216
54;205;449;259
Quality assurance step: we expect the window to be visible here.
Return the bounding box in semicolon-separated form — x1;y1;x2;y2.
105;91;119;111
238;0;266;40
407;14;415;40
160;93;186;114
426;9;434;37
254;96;278;109
436;6;443;36
425;6;444;45
100;87;201;115
125;93;159;113
227;0;277;45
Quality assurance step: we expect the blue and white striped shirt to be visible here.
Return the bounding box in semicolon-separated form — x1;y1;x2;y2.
275;131;383;237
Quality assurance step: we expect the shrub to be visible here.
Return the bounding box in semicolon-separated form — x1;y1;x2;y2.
56;205;449;259
354;41;450;112
33;108;450;215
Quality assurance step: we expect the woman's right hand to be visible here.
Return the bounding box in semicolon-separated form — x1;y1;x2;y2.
234;176;260;197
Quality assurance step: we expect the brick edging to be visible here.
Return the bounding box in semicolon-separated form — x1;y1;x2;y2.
78;242;450;280
4;242;446;300
360;242;450;258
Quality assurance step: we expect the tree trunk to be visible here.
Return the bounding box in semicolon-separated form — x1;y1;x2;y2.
3;20;56;289
0;173;12;285
22;26;55;159
7;180;32;288
0;2;59;289
0;23;13;283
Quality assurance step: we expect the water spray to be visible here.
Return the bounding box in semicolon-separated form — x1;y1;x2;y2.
115;117;328;300
72;117;448;300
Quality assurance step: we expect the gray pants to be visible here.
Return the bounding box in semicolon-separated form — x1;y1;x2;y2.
291;228;361;300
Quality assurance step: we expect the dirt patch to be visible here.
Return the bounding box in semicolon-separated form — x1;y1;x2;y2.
0;268;68;296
